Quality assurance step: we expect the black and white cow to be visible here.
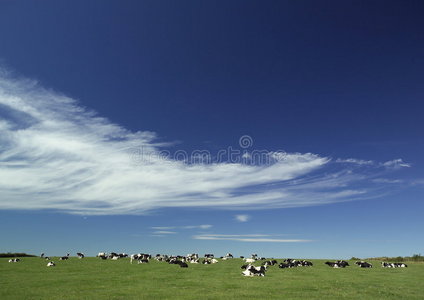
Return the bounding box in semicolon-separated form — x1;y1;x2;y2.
222;253;233;260
325;261;349;268
381;262;407;268
242;264;266;277
137;259;149;264
8;258;20;263
130;253;151;264
59;254;70;260
262;260;278;267
355;261;372;268
47;261;56;267
204;253;214;259
77;252;85;259
336;260;350;267
244;258;256;264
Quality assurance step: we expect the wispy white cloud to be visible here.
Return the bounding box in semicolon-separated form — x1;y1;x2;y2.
152;231;177;235
182;224;213;229
336;158;374;165
192;234;311;243
0;73;413;215
372;178;403;184
151;226;176;230
382;159;411;169
235;214;250;222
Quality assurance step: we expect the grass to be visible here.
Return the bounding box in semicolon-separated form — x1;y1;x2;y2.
1;257;423;299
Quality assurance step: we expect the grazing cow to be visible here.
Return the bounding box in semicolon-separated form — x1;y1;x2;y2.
8;258;20;263
77;252;85;259
355;261;372;268
47;261;55;267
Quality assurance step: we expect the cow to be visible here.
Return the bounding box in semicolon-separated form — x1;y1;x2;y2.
336;260;350;267
204;254;214;259
77;252;85;259
47;261;55;267
262;260;278;267
242;264;266;277
59;254;69;261
325;260;349;268
131;253;150;264
279;262;296;269
8;258;20;263
244;258;256;264
381;262;407;268
355;261;372;268
177;261;188;268
137;259;149;264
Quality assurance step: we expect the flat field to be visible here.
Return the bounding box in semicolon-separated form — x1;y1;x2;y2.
1;257;423;299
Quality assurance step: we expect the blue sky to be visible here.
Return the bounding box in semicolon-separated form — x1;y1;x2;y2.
0;0;423;258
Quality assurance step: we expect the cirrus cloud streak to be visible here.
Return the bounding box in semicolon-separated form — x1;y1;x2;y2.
0;73;411;215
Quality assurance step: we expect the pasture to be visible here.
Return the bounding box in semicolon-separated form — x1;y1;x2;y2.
1;257;423;299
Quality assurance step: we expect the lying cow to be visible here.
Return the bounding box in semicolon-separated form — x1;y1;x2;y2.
381;262;408;268
355;261;372;268
325;261;349;268
242;265;266;277
47;261;56;267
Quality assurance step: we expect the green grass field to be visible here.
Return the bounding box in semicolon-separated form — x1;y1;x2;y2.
1;257;423;299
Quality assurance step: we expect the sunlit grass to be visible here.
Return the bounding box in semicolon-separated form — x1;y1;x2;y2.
1;258;423;299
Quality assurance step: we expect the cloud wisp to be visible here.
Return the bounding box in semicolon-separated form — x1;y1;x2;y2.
192;234;311;243
0;73;412;215
235;214;250;222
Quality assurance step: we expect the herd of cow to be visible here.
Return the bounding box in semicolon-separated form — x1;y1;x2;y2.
6;252;408;276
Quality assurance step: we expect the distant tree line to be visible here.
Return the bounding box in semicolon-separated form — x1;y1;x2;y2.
353;254;424;262
0;252;36;258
